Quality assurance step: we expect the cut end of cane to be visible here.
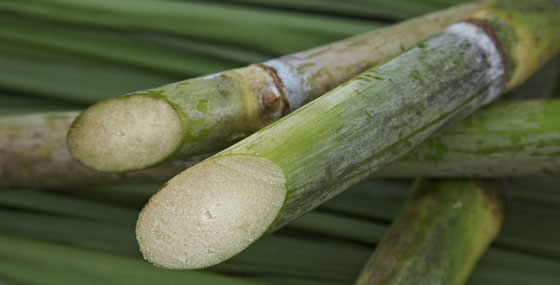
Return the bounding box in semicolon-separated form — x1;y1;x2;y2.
136;155;286;269
67;95;184;173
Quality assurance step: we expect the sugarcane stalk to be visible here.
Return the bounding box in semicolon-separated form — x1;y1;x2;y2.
136;0;560;269
3;98;559;189
376;99;560;177
66;2;483;173
0;112;208;189
355;178;508;285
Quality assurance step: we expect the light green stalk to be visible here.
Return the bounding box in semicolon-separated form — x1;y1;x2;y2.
377;99;560;177
136;0;560;270
355;178;508;285
65;2;482;172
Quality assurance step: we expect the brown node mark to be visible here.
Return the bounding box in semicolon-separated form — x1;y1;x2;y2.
463;18;511;82
253;63;291;116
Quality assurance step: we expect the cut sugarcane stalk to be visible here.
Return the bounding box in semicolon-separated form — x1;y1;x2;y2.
355;178;508;285
0;112;208;189
3;98;559;189
66;2;483;172
136;0;560;269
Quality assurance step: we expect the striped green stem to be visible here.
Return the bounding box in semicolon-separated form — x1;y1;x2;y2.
66;2;482;172
355;178;508;285
136;0;560;269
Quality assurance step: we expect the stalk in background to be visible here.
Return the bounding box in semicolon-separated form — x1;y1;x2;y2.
136;0;560;270
2;98;560;189
376;99;560;177
355;178;509;285
66;2;483;173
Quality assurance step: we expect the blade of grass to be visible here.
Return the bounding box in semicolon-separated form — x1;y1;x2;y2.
0;209;138;256
0;43;178;103
289;211;387;244
0;190;137;225
0;95;81;116
0;15;248;76
0;234;259;285
207;0;445;21
1;0;381;55
468;248;560;285
0;204;371;281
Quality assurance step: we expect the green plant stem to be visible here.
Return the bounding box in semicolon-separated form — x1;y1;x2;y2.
376;99;560;177
355;178;508;285
322;177;560;261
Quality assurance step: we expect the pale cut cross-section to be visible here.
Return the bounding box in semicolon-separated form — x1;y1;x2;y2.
136;155;286;269
67;95;184;172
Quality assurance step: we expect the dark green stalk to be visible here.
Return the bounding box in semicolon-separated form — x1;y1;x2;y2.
355;178;508;284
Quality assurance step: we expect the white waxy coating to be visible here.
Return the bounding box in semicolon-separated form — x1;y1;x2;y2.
136;155;286;269
263;59;304;109
67;96;184;172
445;22;505;104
